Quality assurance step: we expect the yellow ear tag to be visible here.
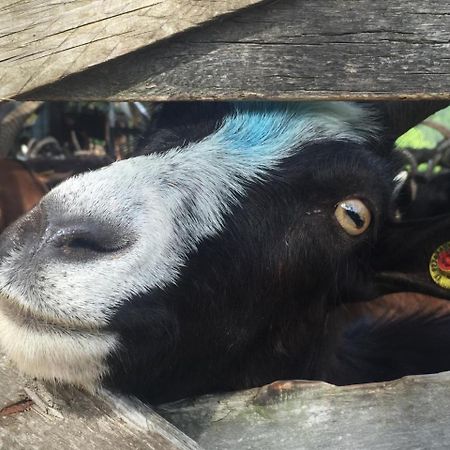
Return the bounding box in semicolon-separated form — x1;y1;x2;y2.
429;242;450;289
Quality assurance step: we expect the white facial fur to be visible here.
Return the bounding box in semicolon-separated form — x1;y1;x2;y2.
0;102;380;387
0;302;116;388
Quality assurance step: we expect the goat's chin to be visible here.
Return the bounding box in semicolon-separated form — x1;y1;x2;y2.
0;299;118;390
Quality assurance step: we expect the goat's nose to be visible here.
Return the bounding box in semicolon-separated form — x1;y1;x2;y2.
0;201;131;265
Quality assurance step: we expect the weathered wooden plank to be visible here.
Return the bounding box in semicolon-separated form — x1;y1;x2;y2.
4;345;450;450
157;373;450;450
0;0;267;99
0;354;200;450
23;0;450;100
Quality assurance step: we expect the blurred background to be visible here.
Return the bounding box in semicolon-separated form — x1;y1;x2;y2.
2;101;450;177
0;101;154;180
1;100;450;231
2;101;450;164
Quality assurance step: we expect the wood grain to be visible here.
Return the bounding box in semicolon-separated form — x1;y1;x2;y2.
0;0;266;99
158;374;450;450
0;354;199;450
4;348;450;449
23;0;450;100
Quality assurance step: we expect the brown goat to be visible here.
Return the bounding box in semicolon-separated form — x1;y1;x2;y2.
0;159;47;232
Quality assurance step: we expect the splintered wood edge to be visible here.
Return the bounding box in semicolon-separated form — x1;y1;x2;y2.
0;369;200;450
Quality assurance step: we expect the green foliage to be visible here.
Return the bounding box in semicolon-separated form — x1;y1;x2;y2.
396;105;450;150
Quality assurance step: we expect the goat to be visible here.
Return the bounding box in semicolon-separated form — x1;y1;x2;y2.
0;159;47;232
1;101;450;404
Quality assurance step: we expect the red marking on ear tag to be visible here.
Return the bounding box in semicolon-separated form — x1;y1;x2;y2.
437;250;450;273
430;242;450;289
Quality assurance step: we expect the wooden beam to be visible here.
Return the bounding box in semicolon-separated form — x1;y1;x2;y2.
0;0;267;99
4;348;450;449
21;0;450;100
158;373;450;449
0;354;200;449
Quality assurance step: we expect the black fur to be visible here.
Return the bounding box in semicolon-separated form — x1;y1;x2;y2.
5;101;450;404
105;131;450;403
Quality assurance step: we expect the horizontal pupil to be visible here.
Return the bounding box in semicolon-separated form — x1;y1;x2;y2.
344;206;364;228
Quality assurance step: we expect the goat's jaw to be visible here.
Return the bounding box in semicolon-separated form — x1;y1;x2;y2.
0;295;117;390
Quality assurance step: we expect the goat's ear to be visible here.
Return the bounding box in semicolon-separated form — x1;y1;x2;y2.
375;101;449;145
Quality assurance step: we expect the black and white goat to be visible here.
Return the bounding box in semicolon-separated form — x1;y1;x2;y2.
1;101;450;403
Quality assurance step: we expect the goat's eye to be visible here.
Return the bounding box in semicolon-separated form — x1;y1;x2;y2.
334;199;371;236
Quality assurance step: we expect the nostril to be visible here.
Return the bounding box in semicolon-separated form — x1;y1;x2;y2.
63;236;110;253
48;226;130;257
